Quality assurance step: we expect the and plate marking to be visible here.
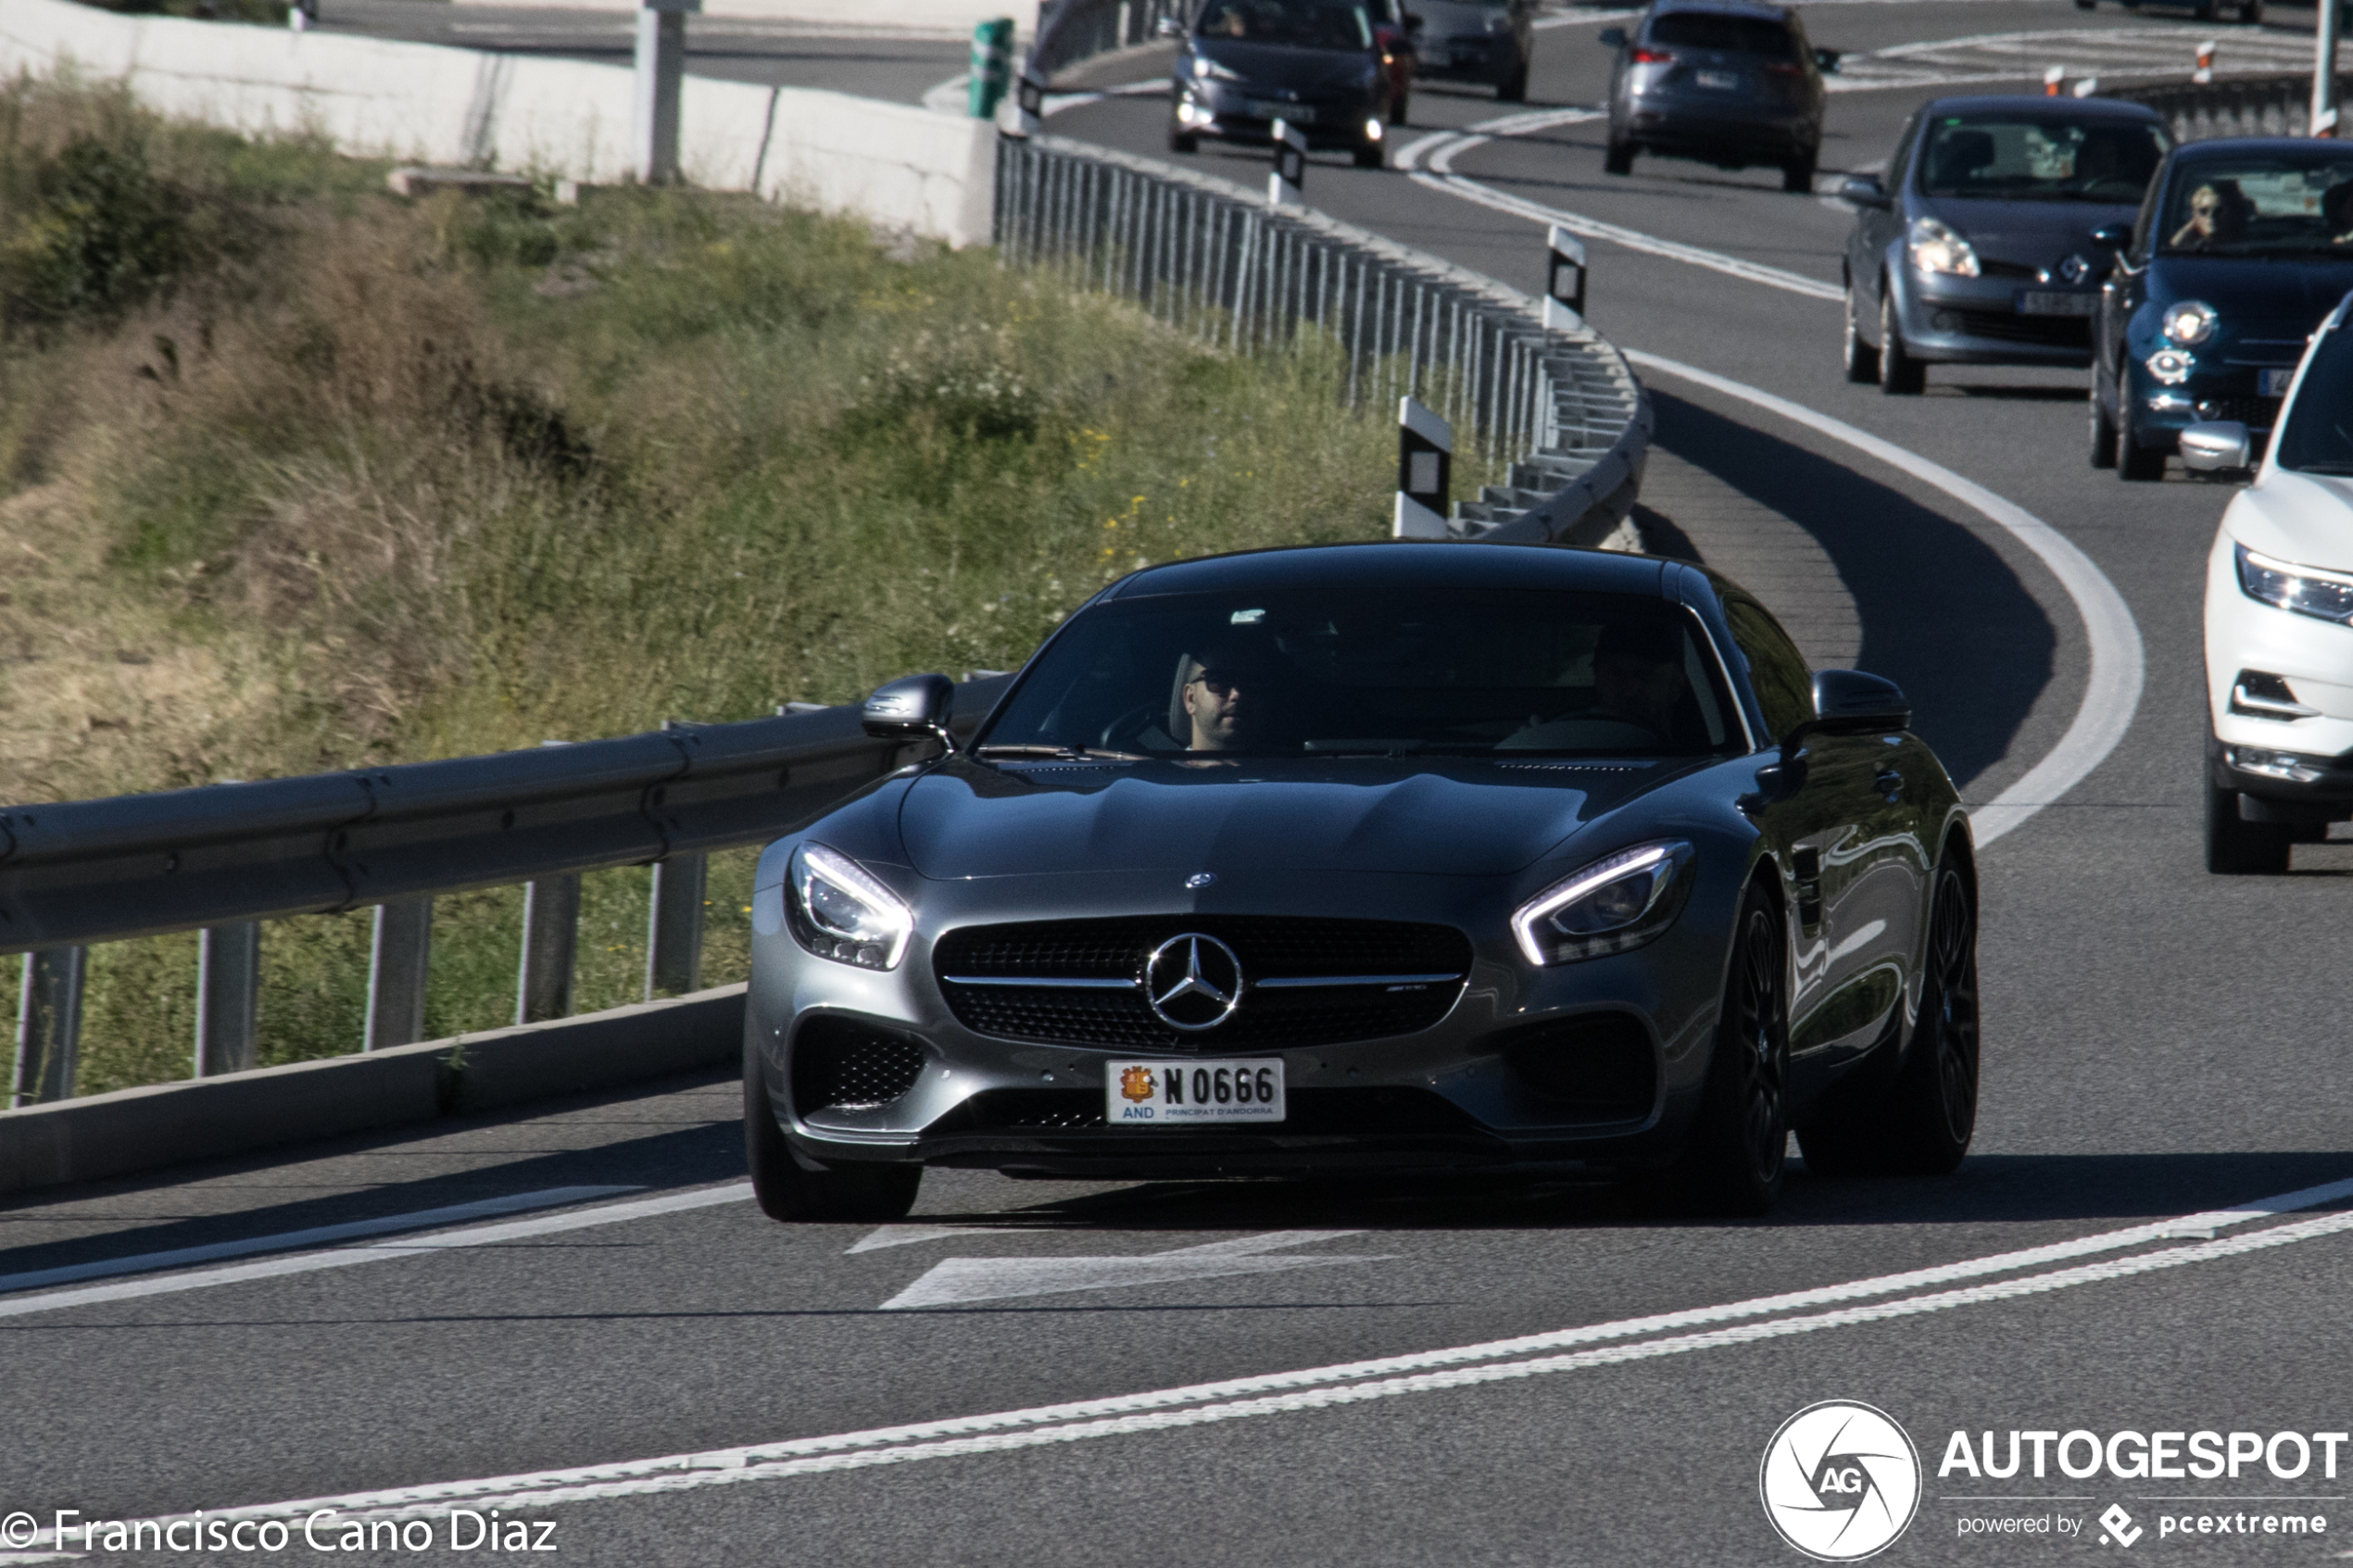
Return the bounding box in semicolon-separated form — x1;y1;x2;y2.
1108;1059;1284;1123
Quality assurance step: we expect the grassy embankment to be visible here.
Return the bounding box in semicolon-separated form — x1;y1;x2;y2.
0;78;1473;1095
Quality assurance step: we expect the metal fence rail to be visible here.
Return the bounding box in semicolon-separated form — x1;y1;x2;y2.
995;133;1651;540
2108;74;2352;142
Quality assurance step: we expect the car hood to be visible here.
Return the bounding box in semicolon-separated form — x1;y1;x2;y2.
2145;254;2353;334
1916;196;2141;271
899;758;1670;880
1190;38;1378;90
2228;470;2353;573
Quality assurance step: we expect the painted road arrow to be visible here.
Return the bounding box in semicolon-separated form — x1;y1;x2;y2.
878;1230;1389;1310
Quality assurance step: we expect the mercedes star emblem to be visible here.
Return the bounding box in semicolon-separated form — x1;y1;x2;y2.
1145;934;1244;1032
1186;872;1217;889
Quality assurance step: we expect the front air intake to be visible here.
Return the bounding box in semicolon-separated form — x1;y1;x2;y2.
790;1016;927;1113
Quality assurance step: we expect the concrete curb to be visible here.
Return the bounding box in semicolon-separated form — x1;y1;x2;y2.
0;985;745;1197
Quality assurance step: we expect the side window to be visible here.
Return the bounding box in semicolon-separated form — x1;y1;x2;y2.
1885;113;1923;192
2131;168;2166;261
1723;596;1813;743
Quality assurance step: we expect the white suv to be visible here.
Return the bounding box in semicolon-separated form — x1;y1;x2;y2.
2195;291;2353;872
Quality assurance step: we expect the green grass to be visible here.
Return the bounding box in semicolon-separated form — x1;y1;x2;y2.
0;77;1490;1098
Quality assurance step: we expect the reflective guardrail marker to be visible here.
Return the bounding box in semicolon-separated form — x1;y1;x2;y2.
1394;396;1453;539
1269;119;1306;207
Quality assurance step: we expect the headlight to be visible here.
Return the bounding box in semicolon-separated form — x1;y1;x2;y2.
786;843;913;970
2145;348;2195;385
1511;841;1695;967
1906;217;1980;278
2236;543;2353;625
2162;300;2220;345
1190;54;1242;81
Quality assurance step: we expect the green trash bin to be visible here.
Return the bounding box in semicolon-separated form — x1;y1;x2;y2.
970;18;1015;119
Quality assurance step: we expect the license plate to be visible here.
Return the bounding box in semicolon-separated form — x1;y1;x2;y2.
2261;367;2296;396
1106;1059;1285;1124
1694;69;1739;90
2016;290;2096;317
1247;100;1315;124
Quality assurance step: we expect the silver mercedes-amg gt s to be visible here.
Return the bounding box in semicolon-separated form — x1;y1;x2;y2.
745;543;1979;1220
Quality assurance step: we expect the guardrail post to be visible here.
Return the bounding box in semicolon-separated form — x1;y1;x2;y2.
1269;119;1305;207
13;947;85;1106
1394;395;1453;539
365;897;434;1051
518;874;582;1024
647;855;706;1000
1546;224;1587;320
634;0;697;185
195;922;260;1077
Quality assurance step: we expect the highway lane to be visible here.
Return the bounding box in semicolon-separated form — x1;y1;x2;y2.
6;6;2353;1563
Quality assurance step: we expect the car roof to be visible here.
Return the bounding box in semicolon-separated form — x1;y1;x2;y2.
1101;541;1677;600
2168;136;2353;160
1917;94;2164;123
1648;0;1792;20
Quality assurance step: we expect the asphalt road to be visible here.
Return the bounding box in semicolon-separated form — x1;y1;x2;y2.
6;5;2353;1565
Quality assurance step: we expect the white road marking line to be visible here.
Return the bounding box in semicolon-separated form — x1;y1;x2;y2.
847;1223;1027;1252
880;1229;1384;1310
0;1183;751;1322
65;1186;2353;1533
920;72;970;115
1623;350;2145;847
0;1186;641;1297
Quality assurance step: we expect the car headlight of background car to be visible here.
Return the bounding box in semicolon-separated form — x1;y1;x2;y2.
2236;543;2353;626
786;843;914;970
1189;54;1242;81
1906;217;1980;278
1511;840;1696;967
2162;299;2220;346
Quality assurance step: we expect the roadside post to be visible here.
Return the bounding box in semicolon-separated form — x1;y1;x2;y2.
2317;6;2341;135
1393;395;1453;539
971;19;1015;119
2194;41;2216;87
1269;119;1306;207
634;0;699;185
12;947;85;1106
1546;224;1587;324
2043;64;2065;96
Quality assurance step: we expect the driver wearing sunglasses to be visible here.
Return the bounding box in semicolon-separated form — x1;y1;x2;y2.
1181;637;1279;751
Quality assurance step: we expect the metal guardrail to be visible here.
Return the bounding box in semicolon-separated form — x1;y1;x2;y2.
995;133;1652;541
2108;74;2352;142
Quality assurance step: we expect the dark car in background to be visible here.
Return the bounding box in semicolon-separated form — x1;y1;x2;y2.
1168;0;1397;167
1601;0;1836;192
2094;138;2353;480
1409;0;1536;102
743;544;1982;1224
1840;95;2168;395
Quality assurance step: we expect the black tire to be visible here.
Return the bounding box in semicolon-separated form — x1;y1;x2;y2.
746;1056;923;1223
2205;746;2293;873
1354;140;1385;169
1843;282;1879;383
1797;859;1980;1177
1168;128;1199;155
1878;285;1924;395
2239;0;2262;19
2088;385;2119;469
1498;63;1529;102
1604;139;1635;176
1782;152;1817;194
2194;0;2217;19
1665;884;1789;1216
1390;91;1410;127
2118;423;2165;482
2074;0;2095;9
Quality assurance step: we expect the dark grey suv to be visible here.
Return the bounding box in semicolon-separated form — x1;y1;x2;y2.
1410;0;1536;101
1601;0;1835;192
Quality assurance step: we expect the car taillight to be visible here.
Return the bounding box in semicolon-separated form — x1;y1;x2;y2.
1629;46;1674;63
1761;60;1803;77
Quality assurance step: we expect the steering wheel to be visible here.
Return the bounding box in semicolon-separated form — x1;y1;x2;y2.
1098;702;1166;751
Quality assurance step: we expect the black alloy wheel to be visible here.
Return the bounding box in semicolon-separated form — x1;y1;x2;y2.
1604;138;1635;176
1843;282;1880;382
746;1054;924;1223
2205;734;2293;873
1798;858;1980;1176
1667;884;1789;1215
1355;137;1386;169
1498;62;1529;102
2088;384;2119;468
1782;151;1817;194
1878;285;1925;394
1390;91;1410;127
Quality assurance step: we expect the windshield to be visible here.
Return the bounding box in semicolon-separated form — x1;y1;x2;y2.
1194;0;1375;48
976;587;1744;760
2272;320;2353;474
2157;151;2353;256
1646;14;1800;57
1917;115;2165;205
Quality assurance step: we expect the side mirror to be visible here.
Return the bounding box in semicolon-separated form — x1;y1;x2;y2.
862;673;958;751
1814;47;1841;73
1780;670;1909;760
1598;25;1627;46
2088;222;2133;250
1155;14;1184;37
1837;173;1889;207
2180;420;2253;473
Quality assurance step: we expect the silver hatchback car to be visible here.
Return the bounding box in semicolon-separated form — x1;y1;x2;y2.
1602;0;1836;193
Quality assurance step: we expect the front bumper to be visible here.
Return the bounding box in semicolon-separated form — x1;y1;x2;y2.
2205;528;2353;819
1889;265;2096;369
2123;339;2294;446
747;867;1730;1178
1174;79;1383;149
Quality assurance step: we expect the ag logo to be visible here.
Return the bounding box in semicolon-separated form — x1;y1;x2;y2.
1144;935;1243;1032
1119;1065;1156;1103
1759;1400;1921;1562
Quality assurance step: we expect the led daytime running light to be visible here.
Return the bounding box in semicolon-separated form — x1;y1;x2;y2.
1511;841;1693;967
787;842;914;970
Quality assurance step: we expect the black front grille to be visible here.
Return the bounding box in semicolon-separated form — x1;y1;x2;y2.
2206;395;2283;429
1949;309;2091;347
791;1016;926;1112
934;916;1472;1049
925;1085;1482;1139
1499;1012;1657;1122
